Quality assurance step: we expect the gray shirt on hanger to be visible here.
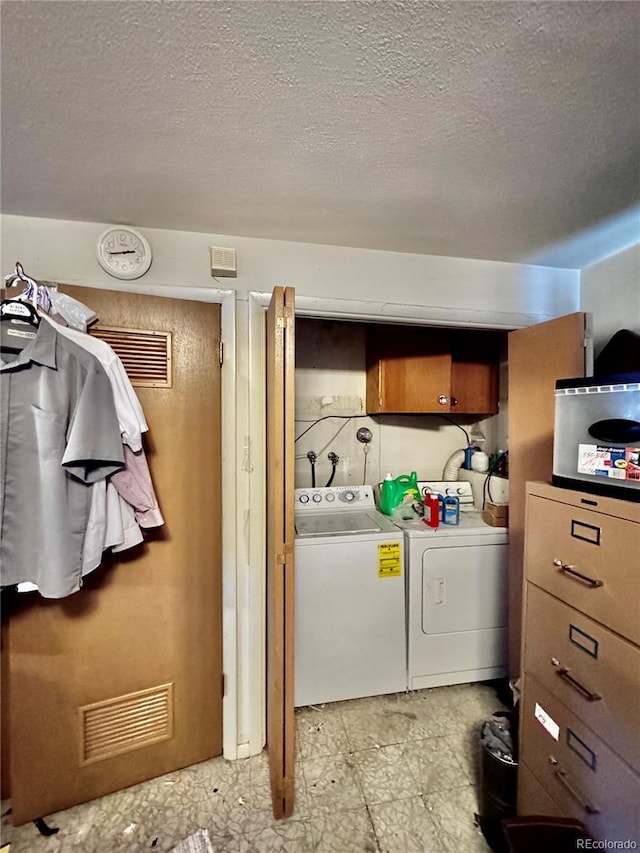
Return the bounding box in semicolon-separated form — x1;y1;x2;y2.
1;320;124;598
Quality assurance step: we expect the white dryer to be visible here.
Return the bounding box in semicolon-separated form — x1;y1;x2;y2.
396;481;508;691
294;485;406;707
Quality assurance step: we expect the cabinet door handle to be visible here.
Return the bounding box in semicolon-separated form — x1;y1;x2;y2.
438;395;449;406
553;559;604;588
451;397;458;406
554;768;600;814
557;666;602;702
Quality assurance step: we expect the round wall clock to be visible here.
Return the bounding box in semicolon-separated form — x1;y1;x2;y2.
96;227;152;280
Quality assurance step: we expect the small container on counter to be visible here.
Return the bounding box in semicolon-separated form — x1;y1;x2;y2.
379;471;421;515
443;495;460;525
423;493;440;528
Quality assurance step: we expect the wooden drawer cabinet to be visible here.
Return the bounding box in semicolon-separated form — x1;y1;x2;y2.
517;761;563;817
525;491;640;645
520;675;640;841
524;584;640;773
518;482;640;839
365;326;500;415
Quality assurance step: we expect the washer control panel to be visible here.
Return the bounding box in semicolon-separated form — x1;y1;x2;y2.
295;485;374;510
418;481;475;508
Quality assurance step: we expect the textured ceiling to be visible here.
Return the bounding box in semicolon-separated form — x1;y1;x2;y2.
1;1;639;267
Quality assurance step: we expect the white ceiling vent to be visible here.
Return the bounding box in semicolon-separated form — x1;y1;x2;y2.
210;246;237;277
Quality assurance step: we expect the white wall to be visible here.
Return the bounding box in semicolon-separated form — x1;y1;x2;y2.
580;243;640;357
1;215;579;323
1;212;582;758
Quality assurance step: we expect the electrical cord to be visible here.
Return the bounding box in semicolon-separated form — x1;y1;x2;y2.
295;412;472;491
295;414;368;442
316;418;352;457
294;419;352;461
482;451;508;509
362;444;370;485
482;464;495;510
295;412;471;444
431;415;471;445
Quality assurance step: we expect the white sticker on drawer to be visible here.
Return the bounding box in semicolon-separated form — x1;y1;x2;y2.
534;703;560;740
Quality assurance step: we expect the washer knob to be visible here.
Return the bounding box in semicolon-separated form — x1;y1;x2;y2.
325;493;335;502
312;493;322;503
457;487;465;495
299;494;309;504
343;490;356;502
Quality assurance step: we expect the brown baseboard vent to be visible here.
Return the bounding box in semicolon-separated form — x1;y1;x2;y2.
79;683;174;765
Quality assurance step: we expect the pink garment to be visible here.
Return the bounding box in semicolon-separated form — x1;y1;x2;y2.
110;444;164;528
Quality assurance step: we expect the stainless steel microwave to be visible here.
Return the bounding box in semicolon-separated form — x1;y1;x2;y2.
552;373;640;502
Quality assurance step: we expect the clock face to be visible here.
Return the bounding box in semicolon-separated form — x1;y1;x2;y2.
97;228;152;279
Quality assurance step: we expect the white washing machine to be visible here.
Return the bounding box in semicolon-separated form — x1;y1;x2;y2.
396;481;508;691
294;485;406;707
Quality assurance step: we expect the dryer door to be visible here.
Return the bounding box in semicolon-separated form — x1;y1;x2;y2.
421;542;508;635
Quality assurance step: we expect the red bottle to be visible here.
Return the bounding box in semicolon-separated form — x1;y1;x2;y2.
423;493;439;528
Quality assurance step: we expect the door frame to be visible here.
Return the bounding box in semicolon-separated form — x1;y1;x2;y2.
247;289;565;751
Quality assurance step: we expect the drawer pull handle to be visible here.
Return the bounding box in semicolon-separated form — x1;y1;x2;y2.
553;560;604;588
554;768;600;814
557;667;602;702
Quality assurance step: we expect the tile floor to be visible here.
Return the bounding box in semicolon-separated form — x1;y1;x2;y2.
1;681;509;852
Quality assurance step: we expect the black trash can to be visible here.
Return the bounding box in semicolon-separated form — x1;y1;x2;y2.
478;711;518;853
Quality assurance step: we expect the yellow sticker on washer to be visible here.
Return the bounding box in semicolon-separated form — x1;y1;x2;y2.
378;542;401;577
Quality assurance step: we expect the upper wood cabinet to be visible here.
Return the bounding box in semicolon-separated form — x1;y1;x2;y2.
365;326;501;415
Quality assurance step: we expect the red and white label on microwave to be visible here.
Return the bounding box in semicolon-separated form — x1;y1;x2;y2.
577;444;640;481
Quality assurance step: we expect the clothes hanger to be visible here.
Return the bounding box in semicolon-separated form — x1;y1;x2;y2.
1;261;42;327
2;261;50;320
4;260;40;292
3;261;100;334
1;262;42;353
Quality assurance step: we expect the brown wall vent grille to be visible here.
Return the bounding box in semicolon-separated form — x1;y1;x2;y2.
79;683;174;765
89;326;173;387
